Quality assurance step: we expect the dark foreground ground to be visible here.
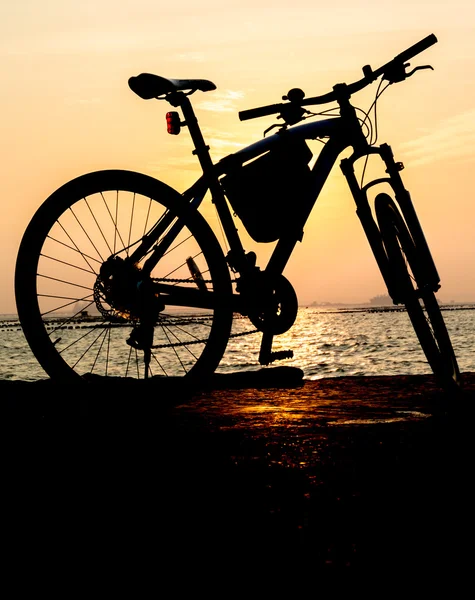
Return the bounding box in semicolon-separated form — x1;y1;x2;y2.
2;369;475;586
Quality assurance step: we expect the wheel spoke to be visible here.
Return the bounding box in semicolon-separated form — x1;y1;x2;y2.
15;171;233;381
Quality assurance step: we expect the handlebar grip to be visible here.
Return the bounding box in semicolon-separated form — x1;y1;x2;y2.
239;102;284;121
394;33;438;64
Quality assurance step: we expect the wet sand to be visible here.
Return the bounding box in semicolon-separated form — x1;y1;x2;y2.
2;370;475;580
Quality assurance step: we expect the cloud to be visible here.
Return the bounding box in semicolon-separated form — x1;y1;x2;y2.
208;138;245;154
199;129;247;159
174;52;207;63
196;90;244;113
399;108;475;166
208;137;244;149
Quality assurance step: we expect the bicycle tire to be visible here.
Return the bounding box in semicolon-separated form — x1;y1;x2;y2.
375;193;461;392
15;170;233;382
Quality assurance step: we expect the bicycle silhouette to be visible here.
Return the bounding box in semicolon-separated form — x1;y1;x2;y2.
15;33;461;391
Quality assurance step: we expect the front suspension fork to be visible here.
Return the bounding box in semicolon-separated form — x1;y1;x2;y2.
340;143;440;294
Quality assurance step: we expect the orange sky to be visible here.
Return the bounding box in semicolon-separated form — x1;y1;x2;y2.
2;0;475;313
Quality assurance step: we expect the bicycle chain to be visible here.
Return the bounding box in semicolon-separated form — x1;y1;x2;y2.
94;274;256;349
149;276;258;349
152;276;234;285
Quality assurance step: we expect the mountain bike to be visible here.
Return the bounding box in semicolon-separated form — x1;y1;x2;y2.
15;33;461;391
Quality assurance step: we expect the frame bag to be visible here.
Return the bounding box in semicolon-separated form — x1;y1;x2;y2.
221;139;313;243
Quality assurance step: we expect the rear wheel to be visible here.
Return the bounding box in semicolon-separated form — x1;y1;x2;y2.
375;193;460;392
15;170;233;382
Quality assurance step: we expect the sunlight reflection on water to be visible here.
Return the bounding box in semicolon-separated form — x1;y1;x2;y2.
327;411;430;426
219;305;475;379
1;305;475;381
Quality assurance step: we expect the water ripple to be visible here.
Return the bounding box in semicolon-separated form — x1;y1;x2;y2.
1;305;475;380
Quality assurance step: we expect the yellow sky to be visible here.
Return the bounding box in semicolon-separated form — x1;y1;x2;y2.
2;0;475;313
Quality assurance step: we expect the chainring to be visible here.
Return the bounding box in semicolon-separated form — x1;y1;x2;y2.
246;273;298;335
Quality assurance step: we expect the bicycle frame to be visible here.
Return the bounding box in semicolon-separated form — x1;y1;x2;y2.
16;33;461;386
145;91;441;310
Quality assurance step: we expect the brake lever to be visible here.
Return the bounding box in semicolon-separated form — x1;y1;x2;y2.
263;123;286;136
406;64;434;78
384;62;434;84
263;106;312;136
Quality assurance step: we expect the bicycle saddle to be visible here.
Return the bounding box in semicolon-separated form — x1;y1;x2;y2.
128;73;216;99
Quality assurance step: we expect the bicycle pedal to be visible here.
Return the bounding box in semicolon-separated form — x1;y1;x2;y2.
126;336;145;350
127;325;153;351
264;350;294;365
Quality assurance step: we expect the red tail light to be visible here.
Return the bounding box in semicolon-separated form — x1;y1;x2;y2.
166;112;181;135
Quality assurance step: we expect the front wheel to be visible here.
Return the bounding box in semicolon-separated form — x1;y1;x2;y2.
15;170;233;382
375;193;461;392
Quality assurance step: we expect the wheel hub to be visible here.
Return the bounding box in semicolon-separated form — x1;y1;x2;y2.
94;255;164;323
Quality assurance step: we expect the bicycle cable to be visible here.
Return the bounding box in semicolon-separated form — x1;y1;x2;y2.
359;79;391;187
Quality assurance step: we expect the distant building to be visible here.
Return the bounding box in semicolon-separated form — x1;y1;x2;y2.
369;294;393;306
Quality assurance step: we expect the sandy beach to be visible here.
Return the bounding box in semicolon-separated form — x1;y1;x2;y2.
2;369;475;581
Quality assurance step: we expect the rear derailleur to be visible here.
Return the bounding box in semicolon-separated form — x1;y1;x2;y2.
95;256;164;374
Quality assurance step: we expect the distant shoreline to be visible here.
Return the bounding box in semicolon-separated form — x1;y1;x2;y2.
2;301;475;323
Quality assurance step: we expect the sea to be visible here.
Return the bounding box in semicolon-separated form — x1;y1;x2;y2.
1;304;475;382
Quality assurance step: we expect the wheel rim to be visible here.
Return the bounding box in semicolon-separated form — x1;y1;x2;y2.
376;195;460;389
16;171;232;381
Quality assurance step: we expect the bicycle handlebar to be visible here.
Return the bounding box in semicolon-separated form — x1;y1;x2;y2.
238;34;438;122
393;33;437;65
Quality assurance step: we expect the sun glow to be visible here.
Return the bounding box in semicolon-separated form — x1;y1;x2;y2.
2;1;475;314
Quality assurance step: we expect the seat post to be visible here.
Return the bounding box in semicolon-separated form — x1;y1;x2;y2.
175;94;215;176
177;93;227;206
173;92;249;269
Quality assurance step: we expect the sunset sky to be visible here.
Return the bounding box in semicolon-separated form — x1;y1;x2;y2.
2;0;475;314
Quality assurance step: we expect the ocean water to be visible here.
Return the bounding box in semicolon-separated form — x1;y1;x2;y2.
2;305;475;382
